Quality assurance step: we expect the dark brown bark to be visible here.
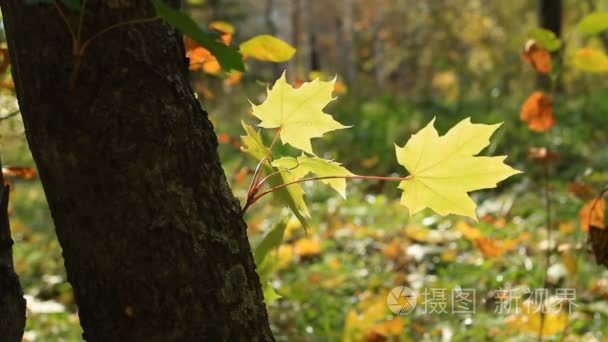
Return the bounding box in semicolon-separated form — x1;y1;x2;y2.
0;156;26;342
537;0;562;90
0;1;273;341
538;0;562;37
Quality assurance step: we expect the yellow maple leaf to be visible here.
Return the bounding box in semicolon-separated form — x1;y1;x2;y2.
250;72;349;154
395;118;521;220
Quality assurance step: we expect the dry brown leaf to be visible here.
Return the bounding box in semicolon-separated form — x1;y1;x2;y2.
522;40;552;74
528;147;559;164
567;182;594;199
2;166;36;180
520;91;555;132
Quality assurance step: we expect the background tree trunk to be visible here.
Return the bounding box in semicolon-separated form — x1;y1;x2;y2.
537;0;562;89
538;0;562;37
0;1;273;341
0;156;26;342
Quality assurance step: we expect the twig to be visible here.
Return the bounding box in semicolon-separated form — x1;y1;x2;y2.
246;128;281;198
53;1;77;52
0;110;20;121
76;0;88;44
256;163;302;187
538;164;552;342
79;17;160;53
241;174;412;214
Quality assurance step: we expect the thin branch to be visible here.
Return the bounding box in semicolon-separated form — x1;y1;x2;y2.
80;17;161;54
246;128;281;198
0;110;20;121
53;1;77;52
76;0;88;44
538;164;552;342
250;174;412;203
256;163;302;188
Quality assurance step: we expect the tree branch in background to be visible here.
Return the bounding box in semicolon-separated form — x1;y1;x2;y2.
0;156;26;342
0;110;20;121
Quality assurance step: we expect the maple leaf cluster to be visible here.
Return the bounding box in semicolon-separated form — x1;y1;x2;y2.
243;72;520;221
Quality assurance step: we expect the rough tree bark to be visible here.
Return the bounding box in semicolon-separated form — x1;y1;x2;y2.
0;156;26;342
0;1;273;341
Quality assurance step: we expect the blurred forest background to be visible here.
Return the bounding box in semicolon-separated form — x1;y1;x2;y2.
2;0;608;340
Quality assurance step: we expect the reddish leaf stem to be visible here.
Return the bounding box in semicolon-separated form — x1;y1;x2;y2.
241;174;412;214
246;128;281;198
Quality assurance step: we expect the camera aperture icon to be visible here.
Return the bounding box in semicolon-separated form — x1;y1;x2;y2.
387;286;418;315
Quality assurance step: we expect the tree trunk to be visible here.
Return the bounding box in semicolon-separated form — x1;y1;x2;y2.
537;0;562;89
0;156;26;342
340;0;356;85
538;0;562;37
270;0;295;79
0;1;273;341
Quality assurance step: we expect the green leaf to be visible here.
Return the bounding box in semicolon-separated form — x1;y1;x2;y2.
272;156;353;198
240;35;296;62
151;0;244;72
253;220;288;265
240;123;310;228
255;252;282;304
262;282;282;304
268;169;310;229
528;28;562;52
61;0;81;11
577;12;608;36
240;121;269;161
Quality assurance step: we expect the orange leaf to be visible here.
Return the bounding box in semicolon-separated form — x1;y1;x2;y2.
217;133;231;144
567;182;594;199
522;40;552;74
294;238;322;257
2;166;36;180
208;21;235;35
456;221;483;241
220;33;233;46
381;238;403;259
203;59;221;74
520;91;555;132
224;71;243;86
187;47;213;71
183;36;200;51
579;198;605;231
528;147;559;164
474;235;525;258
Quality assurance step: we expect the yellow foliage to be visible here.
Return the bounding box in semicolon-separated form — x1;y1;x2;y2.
240;35;296;62
294;238;322;257
456;221;483;241
275;245;294;270
250;72;349;154
506;301;568;337
573;48;608;73
343;291;405;342
396;118;521;220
